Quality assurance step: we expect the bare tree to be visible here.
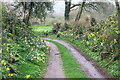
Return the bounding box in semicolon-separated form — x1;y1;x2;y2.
75;0;86;21
64;0;71;21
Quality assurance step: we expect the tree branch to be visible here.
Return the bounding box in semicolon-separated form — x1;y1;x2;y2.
70;4;81;9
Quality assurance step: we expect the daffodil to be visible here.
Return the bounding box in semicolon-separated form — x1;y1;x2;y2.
1;60;4;63
0;50;2;53
8;38;11;41
6;68;10;70
4;62;7;65
90;33;95;36
100;42;103;46
27;45;30;47
25;75;30;79
86;41;89;45
37;57;40;59
7;44;10;46
30;43;33;44
39;59;42;61
33;57;36;59
8;74;13;76
93;38;97;41
116;31;120;34
46;43;50;47
114;39;117;43
42;57;45;59
104;21;107;24
6;47;9;51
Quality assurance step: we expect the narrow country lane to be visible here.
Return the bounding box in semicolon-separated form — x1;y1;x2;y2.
45;42;65;78
42;38;111;79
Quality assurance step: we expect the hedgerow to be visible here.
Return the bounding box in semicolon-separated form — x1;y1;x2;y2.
1;4;49;79
56;16;119;77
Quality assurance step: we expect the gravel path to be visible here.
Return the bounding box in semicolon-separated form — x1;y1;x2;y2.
45;42;65;78
42;38;111;79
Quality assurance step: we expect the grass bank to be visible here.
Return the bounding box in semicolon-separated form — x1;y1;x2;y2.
31;25;53;32
17;52;48;78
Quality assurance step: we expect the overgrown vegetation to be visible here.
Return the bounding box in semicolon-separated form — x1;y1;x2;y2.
1;0;119;79
35;16;119;77
1;4;50;79
45;16;119;77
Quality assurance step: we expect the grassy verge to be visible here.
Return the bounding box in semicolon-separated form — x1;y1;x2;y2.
31;25;53;32
46;40;87;78
14;51;48;78
46;35;118;77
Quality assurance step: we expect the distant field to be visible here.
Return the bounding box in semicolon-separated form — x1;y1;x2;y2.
31;25;53;32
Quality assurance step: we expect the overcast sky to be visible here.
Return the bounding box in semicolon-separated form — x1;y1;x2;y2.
52;0;117;16
1;0;119;16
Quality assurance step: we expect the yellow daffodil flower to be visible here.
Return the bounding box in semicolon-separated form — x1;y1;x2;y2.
6;47;9;51
25;75;30;79
4;62;7;65
8;38;11;41
86;41;89;45
33;57;36;59
1;60;4;63
114;39;117;44
90;33;95;36
93;38;97;41
8;74;13;76
0;50;2;53
6;68;11;70
116;31;120;34
46;43;50;47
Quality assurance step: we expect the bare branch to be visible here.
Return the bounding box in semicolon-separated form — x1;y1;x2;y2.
70;3;81;9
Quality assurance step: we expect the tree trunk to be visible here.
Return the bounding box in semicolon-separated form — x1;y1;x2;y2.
64;1;71;21
23;2;33;26
115;0;120;60
64;0;71;30
75;0;86;21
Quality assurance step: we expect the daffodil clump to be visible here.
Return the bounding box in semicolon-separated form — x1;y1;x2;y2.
59;16;119;56
56;16;119;77
1;5;50;79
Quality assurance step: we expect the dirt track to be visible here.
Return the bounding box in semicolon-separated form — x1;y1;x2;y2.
45;42;65;78
42;38;111;79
